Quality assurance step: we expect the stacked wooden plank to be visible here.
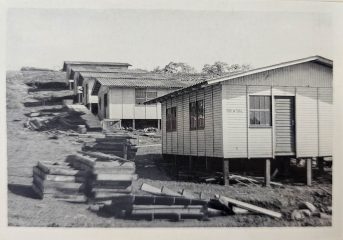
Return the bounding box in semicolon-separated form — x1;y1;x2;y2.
103;194;217;221
67;152;136;202
32;161;87;202
82;132;137;160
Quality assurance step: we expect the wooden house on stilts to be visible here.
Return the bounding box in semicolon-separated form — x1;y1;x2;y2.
146;56;333;186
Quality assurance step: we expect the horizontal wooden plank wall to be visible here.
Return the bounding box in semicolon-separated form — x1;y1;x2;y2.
212;84;223;158
226;62;332;88
318;88;332;156
296;87;319;157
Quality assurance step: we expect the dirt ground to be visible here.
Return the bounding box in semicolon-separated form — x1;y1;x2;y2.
7;70;332;227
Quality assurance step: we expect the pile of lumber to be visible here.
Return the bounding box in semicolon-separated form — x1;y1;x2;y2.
103;194;220;221
31;161;87;202
67;151;136;202
100;183;282;221
82;132;137;160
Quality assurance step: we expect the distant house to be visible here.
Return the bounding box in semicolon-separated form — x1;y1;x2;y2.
146;56;333;186
91;75;190;129
75;70;148;114
62;61;132;93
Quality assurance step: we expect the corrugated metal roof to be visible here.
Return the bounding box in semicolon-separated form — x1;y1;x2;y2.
80;71;174;80
95;77;189;88
62;61;131;71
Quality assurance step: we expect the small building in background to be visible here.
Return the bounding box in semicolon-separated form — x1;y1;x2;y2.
62;61;132;96
146;56;333;186
91;75;191;130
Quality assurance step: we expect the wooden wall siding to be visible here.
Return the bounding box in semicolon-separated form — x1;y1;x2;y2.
171;98;178;155
222;62;332;88
106;88;168;120
97;86;109;120
162;102;167;153
204;86;214;157
248;86;273;158
296;87;319;157
122;88;135;119
318;88;332;156
190;91;198;156
177;95;184;155
197;90;206;156
166;99;172;153
163;86;223;158
183;93;191;155
222;85;248;158
109;88;123;119
213;84;223;158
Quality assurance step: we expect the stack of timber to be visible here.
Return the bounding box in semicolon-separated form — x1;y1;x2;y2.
32;161;87;202
67;151;137;202
104;194;220;221
102;183;223;221
82;132;137;160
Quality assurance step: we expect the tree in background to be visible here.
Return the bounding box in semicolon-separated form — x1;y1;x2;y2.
152;62;196;74
202;62;250;76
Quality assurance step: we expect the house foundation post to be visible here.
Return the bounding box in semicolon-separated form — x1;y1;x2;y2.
265;158;271;187
306;158;312;186
157;120;161;130
132;119;136;130
223;158;229;186
317;157;324;174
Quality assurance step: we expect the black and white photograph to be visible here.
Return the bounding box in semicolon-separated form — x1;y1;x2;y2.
1;0;343;239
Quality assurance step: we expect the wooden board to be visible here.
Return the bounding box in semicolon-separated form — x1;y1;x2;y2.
95;173;137;182
215;195;282;218
33;167;85;182
37;161;87;176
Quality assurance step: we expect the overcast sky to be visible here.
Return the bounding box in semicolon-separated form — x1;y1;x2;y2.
6;8;332;71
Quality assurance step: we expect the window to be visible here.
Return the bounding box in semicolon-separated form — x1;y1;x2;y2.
190;100;205;130
104;93;108;108
135;89;157;105
135;89;146;105
166;107;177;132
249;96;271;127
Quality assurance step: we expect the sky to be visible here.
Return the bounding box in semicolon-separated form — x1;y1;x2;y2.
6;8;333;71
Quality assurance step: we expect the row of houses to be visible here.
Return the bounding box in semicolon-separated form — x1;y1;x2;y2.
62;56;333;186
62;61;205;129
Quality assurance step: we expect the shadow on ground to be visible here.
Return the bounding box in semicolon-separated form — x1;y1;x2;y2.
8;183;40;199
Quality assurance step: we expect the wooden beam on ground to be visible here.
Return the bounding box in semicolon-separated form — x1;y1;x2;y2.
215;194;282;219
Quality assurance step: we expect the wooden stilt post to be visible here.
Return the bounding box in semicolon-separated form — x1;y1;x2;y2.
157;120;161;130
189;156;192;171
223;159;229;186
123;144;128;160
132;119;136;130
265;158;271;187
317;157;324;174
306;158;312;186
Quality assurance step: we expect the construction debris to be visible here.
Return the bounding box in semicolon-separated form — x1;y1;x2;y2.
214;194;282;219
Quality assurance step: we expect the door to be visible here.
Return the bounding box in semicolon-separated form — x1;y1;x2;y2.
274;96;296;156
